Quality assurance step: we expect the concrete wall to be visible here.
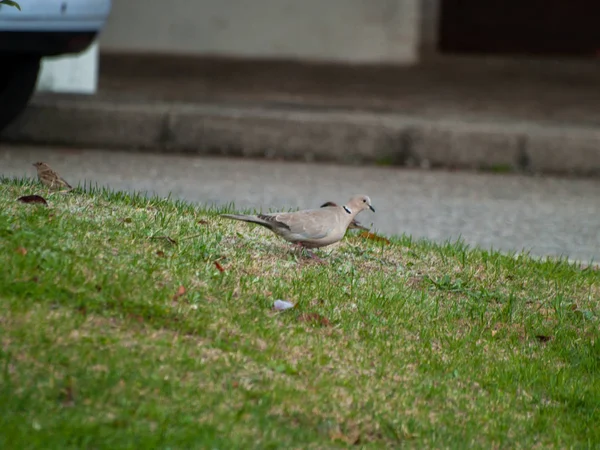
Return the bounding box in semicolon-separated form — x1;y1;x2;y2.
100;0;423;64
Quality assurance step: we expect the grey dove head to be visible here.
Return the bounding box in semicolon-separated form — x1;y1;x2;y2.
321;200;370;231
346;195;375;213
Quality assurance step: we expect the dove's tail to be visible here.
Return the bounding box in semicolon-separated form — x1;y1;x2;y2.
221;214;272;229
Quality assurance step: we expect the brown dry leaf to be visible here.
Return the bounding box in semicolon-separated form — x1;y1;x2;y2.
18;195;48;206
16;247;27;255
197;219;209;225
297;312;331;327
358;231;390;244
173;285;186;301
156;250;166;258
214;261;225;272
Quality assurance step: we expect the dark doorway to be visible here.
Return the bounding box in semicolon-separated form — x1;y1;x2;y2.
438;0;600;57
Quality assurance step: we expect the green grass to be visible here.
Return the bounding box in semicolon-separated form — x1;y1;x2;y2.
1;177;599;449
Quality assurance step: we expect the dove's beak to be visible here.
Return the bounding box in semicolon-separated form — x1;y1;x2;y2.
369;205;375;212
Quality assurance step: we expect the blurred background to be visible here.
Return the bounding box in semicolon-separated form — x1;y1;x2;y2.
99;0;600;61
2;0;600;261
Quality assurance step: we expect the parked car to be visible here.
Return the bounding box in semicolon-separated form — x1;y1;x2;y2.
0;0;111;131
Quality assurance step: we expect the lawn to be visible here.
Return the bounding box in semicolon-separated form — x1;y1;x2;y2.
0;177;599;449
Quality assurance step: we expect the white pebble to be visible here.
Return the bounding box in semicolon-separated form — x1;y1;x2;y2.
273;299;295;311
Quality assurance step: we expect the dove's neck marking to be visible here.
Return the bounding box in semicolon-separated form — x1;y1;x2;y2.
343;206;352;215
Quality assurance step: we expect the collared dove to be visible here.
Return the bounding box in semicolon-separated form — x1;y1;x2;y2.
221;195;375;249
320;201;370;231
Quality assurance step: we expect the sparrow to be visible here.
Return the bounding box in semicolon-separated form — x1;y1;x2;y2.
32;162;72;191
320;201;370;231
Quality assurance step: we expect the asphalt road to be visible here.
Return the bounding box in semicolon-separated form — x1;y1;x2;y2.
2;145;600;262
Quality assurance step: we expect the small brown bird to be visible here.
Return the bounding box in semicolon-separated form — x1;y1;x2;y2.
320;201;369;231
32;162;72;191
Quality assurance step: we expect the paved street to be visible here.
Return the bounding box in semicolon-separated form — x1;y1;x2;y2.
2;144;600;262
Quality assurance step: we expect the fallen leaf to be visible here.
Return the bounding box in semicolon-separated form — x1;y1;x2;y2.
156;250;166;258
16;247;27;255
535;335;552;343
214;261;225;272
273;299;295;311
149;236;178;245
173;285;186;301
359;231;390;244
297;312;331;327
18;195;48;206
197;219;209;225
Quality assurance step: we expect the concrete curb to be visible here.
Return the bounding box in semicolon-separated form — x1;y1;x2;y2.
3;95;600;175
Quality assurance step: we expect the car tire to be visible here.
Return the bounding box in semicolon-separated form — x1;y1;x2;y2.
0;54;41;132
